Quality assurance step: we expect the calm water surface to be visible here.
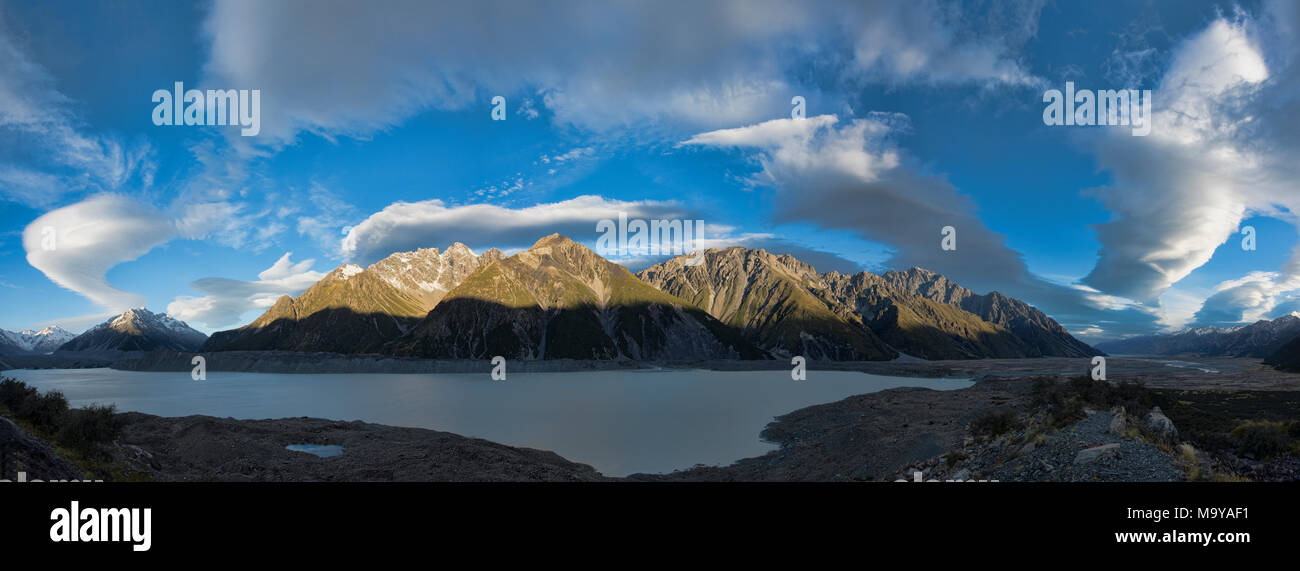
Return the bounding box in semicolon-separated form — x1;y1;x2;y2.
3;367;970;476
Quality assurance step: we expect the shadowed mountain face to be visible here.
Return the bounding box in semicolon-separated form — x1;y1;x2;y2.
641;248;1096;360
1098;315;1300;358
204;244;503;353
875;268;1100;358
818;271;1032;359
1265;333;1300;371
637;248;895;360
387;235;766;360
60;308;206;352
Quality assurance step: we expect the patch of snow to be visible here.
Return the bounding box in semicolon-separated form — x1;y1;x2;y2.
336;264;365;280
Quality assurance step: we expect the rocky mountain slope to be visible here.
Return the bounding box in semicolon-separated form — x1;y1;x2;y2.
1096;314;1300;358
204;244;503;353
59;308;206;352
819;271;1032;359
640;247;1094;360
0;326;76;355
874;267;1099;358
637;248;895;360
387;235;765;360
204;237;1094;362
1264;333;1300;371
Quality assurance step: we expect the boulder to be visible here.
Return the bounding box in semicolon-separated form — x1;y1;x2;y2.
1074;443;1121;465
0;416;83;481
1146;406;1178;441
1108;406;1127;436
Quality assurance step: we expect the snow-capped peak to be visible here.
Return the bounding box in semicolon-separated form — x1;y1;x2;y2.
333;264;365;280
0;324;79;353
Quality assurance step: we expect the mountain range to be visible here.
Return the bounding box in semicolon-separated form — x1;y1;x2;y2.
1093;315;1300;359
202;235;1094;362
0;326;76;355
58;308;207;352
204;244;503;353
385;235;763;360
640;247;1097;360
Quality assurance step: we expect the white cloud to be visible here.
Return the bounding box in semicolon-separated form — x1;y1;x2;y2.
200;0;1043;145
683;114;1011;286
22;194;177;311
841;0;1044;87
540;147;594;164
1083;8;1300;328
167;252;325;330
20;191;285;317
681;114;840;148
683;112;1163;339
340;195;697;264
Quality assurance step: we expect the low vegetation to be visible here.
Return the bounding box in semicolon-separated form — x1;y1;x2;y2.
970;408;1022;438
1154;389;1300;463
1229;421;1300;461
1030;375;1155;429
0;377;123;457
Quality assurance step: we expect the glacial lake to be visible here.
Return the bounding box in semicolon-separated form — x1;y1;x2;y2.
1;367;970;477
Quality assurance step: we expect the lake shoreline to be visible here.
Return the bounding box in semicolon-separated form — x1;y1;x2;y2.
3;366;972;477
4;350;1288;390
7;353;1299;482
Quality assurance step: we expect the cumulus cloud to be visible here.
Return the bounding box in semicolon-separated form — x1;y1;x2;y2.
200;0;1042;145
167;252;325;330
22;194;176;311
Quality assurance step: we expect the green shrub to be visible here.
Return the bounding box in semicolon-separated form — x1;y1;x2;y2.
0;377;38;412
1230;421;1293;460
55;404;123;456
16;389;68;432
971;408;1022;438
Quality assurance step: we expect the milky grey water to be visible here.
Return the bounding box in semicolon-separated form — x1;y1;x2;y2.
2;367;970;476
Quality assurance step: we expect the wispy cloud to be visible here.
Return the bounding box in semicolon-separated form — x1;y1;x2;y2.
167;252;325;330
0;21;154;207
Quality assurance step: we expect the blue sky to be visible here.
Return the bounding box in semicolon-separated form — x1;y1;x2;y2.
3;0;1299;343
